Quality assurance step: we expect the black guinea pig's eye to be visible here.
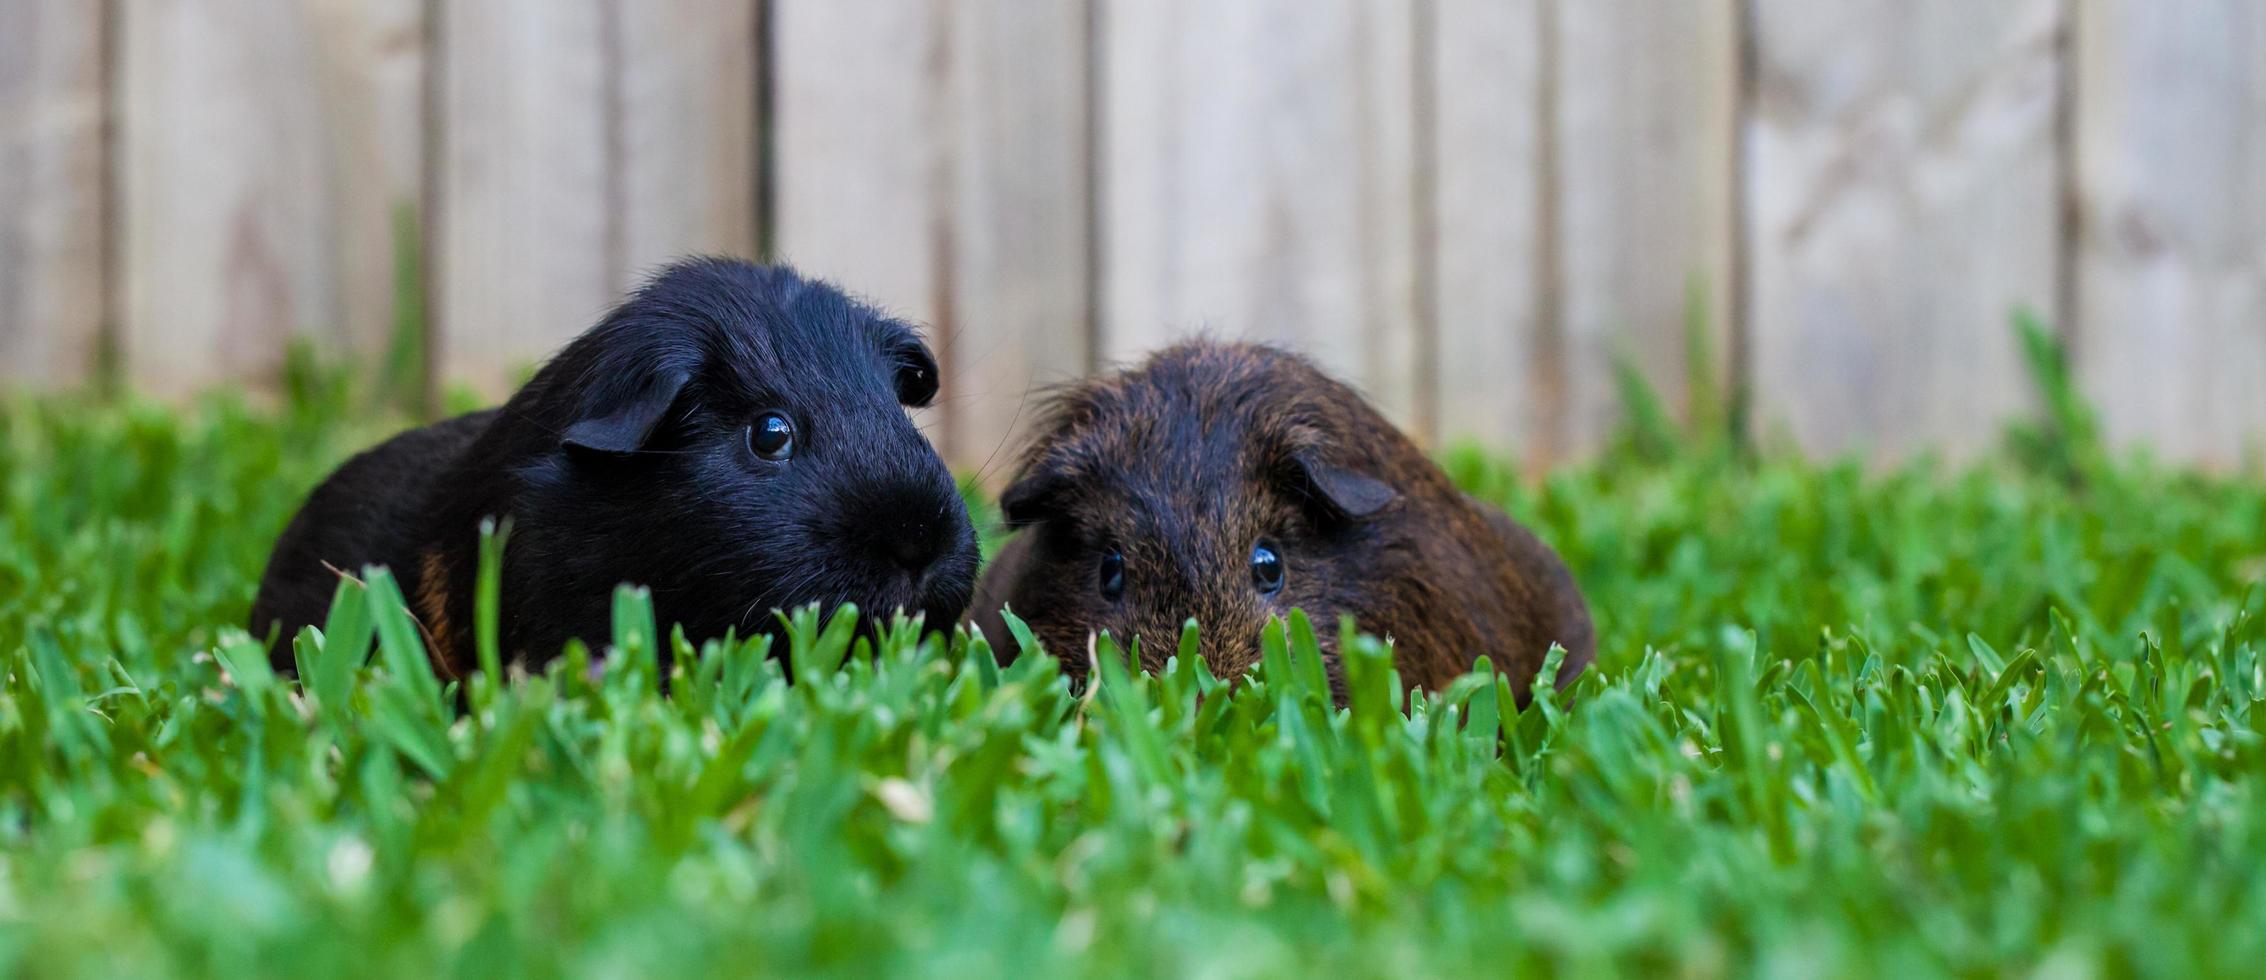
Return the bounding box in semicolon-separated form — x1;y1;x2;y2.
1251;538;1285;595
748;412;795;461
896;360;937;407
1097;548;1125;602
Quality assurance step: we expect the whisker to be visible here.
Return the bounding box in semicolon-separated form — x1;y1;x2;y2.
970;380;1033;488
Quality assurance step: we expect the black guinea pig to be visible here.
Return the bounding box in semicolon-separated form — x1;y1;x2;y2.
969;340;1593;704
251;257;979;678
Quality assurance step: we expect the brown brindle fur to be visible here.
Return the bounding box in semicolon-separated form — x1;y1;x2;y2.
416;548;463;680
969;341;1595;704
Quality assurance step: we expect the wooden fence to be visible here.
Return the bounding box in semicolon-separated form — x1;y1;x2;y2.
2;1;2262;471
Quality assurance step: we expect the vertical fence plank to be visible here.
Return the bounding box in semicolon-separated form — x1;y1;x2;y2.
945;0;1093;475
438;0;761;395
0;0;106;387
771;0;946;325
434;0;611;394
1100;0;1423;430
615;0;761;278
1747;0;2065;461
771;0;950;444
1429;0;1544;451
774;1;1090;471
121;0;320;396
1549;0;1739;458
306;0;425;381
121;0;422;398
2073;1;2266;466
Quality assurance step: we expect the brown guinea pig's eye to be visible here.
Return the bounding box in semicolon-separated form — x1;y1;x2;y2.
748;412;795;461
1251;538;1285;595
1097;548;1125;602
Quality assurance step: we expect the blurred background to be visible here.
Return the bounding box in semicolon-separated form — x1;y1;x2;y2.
0;0;2259;473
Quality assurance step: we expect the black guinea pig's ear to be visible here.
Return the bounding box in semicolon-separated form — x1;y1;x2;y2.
887;329;941;408
561;367;691;456
1283;450;1397;524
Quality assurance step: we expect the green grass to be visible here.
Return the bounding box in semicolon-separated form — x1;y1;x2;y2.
5;342;2266;978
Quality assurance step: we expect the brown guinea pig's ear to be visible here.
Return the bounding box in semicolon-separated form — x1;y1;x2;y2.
998;470;1070;527
1284;450;1397;523
561;368;691;455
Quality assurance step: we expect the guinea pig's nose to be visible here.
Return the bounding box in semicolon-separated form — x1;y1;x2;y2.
881;518;944;572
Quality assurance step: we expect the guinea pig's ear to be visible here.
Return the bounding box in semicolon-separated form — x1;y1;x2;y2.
1284;450;1397;523
887;330;941;408
998;470;1070;527
561;367;691;455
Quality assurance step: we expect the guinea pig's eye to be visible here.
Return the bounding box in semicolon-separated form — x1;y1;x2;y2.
1250;538;1285;596
896;360;937;407
1097;548;1125;602
747;412;796;461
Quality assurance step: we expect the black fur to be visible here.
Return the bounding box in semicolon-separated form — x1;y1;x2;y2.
251;258;978;677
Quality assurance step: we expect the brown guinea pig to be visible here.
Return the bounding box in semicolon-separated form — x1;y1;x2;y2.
968;340;1594;704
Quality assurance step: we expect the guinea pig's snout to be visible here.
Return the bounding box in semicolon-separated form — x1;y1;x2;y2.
844;478;969;579
878;514;946;572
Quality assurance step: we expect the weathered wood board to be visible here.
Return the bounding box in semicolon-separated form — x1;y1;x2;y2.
770;0;951;451
0;0;108;387
770;0;946;326
2072;0;2266;466
1747;0;2065;461
1549;0;1740;459
1099;0;1423;431
614;0;761;280
433;0;613;394
943;0;1094;474
121;0;424;397
1428;0;1544;451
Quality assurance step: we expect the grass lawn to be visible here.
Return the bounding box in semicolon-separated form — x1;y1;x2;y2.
3;339;2265;977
